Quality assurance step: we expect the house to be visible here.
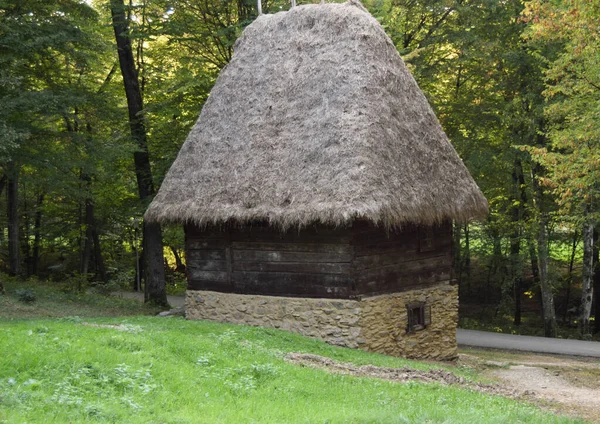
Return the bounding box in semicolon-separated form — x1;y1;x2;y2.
145;0;488;360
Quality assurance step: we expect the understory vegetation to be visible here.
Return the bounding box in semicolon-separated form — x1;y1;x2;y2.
0;315;585;424
0;1;598;334
0;277;161;319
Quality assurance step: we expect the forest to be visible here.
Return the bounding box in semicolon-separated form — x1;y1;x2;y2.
0;0;598;339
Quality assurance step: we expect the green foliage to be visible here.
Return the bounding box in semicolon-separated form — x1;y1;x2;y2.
523;0;600;221
15;288;35;303
0;0;597;335
0;276;161;318
0;316;584;423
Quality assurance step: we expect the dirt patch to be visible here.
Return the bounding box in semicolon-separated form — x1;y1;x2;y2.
488;364;600;423
285;353;528;400
459;348;600;423
286;352;599;423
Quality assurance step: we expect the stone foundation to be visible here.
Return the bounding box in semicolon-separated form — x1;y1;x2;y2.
186;283;458;360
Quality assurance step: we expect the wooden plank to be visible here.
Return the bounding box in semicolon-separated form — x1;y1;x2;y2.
354;241;415;257
353;227;451;257
231;228;352;244
225;230;233;286
231;271;351;285
187;269;228;282
357;254;452;282
231;241;351;254
188;279;229;292
187;239;229;250
354;249;449;269
232;249;352;263
352;224;418;238
233;261;351;274
187;260;227;271
356;254;452;295
185;225;230;239
187;278;353;298
187;249;226;261
231;271;353;298
357;269;451;295
186;223;353;243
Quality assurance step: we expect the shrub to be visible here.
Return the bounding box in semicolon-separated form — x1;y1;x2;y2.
15;288;36;303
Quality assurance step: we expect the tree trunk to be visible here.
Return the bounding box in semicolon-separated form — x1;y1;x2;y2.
537;216;557;337
531;164;556;337
580;218;594;337
92;227;107;283
7;162;20;276
110;0;167;306
80;192;94;281
80;172;107;284
23;179;31;276
0;173;5;294
593;228;600;334
463;224;471;295
563;230;578;323
144;222;167;305
511;239;521;326
32;193;44;276
511;161;523;326
170;245;185;273
0;174;6;198
528;241;540;285
0;174;6;247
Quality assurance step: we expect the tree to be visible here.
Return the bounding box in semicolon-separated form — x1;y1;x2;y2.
523;0;600;336
110;0;167;306
369;0;560;330
0;0;109;278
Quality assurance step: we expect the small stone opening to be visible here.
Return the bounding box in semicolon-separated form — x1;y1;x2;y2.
406;302;431;333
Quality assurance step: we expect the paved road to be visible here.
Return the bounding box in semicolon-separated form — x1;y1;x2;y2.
458;329;600;358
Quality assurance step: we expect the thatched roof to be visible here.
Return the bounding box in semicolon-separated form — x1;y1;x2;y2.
145;0;488;229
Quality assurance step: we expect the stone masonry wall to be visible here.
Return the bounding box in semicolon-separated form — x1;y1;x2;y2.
186;283;458;360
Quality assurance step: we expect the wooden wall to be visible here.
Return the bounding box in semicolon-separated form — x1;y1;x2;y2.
352;221;452;296
185;221;452;299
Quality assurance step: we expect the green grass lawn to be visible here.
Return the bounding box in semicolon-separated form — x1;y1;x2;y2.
0;315;586;424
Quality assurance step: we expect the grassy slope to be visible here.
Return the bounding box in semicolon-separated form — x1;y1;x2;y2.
0;315;585;424
0;279;162;319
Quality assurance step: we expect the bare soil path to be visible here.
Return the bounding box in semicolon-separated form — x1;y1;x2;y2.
460;348;600;423
287;351;600;423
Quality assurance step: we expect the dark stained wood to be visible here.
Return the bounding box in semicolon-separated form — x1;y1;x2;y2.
351;222;453;295
233;261;351;274
231;271;351;286
353;227;451;257
232;249;352;263
187;269;229;282
356;255;451;295
231;241;351;254
357;254;452;284
187;249;227;261
225;231;233;287
230;271;353;298
232;226;352;244
184;221;453;298
187;260;227;271
187;239;229;249
354;248;447;270
187;278;353;298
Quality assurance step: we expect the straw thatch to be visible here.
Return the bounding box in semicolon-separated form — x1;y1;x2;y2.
145;0;488;229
